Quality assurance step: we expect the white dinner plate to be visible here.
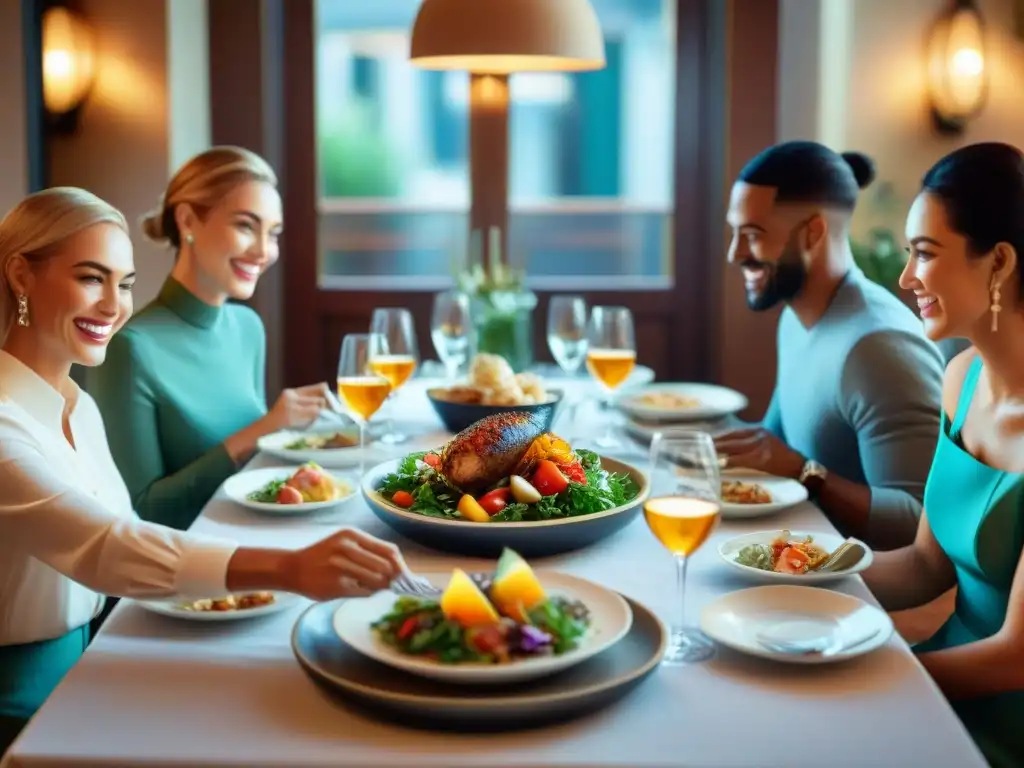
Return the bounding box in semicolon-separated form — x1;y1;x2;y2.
332;571;633;685
699;585;893;664
256;426;384;468
718;473;809;518
222;466;358;515
133;591;301;621
617;383;748;423
717;529;873;584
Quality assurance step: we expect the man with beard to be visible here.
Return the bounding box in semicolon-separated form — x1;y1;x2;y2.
715;141;944;550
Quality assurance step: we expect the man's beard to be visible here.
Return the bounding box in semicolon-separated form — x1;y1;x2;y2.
742;242;806;312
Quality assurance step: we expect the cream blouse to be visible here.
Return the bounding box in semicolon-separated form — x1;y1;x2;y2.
0;350;237;645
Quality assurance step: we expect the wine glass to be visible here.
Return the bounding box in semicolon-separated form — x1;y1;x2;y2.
645;430;721;664
431;290;472;383
547;295;588;437
337;333;392;469
369;308;419;445
585;305;636;448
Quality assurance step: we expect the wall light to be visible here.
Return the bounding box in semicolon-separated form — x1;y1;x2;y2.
42;6;96;126
927;0;987;135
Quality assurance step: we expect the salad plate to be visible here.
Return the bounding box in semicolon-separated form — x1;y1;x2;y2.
717;529;873;584
256;427;385;468
718;473;809;519
134;591;301;621
222;463;358;515
699;585;893;665
617;383;748;423
333;565;632;685
292;591;666;731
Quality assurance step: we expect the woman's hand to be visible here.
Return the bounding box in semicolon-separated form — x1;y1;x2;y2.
284;528;406;601
263;383;332;433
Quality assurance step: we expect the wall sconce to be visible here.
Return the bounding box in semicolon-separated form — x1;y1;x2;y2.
42;5;96;131
927;0;987;135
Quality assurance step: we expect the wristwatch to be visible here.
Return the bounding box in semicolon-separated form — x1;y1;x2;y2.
798;459;829;498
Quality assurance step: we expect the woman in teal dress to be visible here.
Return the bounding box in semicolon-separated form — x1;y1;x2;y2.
89;147;332;531
864;143;1024;767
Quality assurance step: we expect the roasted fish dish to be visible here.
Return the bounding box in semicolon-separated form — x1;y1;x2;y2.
439;410;552;493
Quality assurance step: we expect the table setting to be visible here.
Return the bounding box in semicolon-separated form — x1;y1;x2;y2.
2;295;988;768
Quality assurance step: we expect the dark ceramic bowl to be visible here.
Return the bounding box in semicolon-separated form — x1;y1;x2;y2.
360;455;650;558
425;388;562;434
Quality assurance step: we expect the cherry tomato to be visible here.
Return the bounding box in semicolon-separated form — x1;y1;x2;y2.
531;459;569;496
276;485;303;504
423;452;441;469
557;460;587;485
391;490;415;508
478;487;512;515
469;625;505;653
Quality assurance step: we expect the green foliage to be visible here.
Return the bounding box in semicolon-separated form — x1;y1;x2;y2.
851;227;907;295
318;99;401;198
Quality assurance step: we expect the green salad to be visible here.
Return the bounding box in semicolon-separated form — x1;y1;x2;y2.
372;595;591;664
376;448;640;522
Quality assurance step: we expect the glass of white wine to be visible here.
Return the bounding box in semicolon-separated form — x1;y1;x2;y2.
585;305;636;448
369;308;419;445
431;290;472;383
337;333;392;468
645;430;721;664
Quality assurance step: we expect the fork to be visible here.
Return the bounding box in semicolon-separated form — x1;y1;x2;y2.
757;627;881;656
389;571;493;599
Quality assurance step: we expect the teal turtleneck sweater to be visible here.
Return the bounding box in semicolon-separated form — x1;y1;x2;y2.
88;277;267;530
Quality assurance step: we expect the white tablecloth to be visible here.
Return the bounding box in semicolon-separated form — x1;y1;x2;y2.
4;380;987;767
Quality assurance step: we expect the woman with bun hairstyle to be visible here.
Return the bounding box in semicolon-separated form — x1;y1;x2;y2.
0;187;406;754
714;141;944;552
89;147;332;530
864;143;1024;767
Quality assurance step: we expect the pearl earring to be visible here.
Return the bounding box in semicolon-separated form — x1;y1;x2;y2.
185;233;194;246
991;281;1002;333
16;294;28;327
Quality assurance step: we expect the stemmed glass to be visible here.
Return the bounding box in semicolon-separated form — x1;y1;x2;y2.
547;295;588;436
585;305;636;448
431;290;472;383
645;430;721;664
368;308;419;445
336;333;392;469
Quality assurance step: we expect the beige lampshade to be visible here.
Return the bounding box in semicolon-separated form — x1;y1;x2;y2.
410;0;606;73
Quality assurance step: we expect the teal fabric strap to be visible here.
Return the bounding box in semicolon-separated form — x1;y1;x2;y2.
949;356;983;439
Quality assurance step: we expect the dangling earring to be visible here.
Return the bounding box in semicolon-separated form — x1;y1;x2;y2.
990;280;1002;333
16;294;28;327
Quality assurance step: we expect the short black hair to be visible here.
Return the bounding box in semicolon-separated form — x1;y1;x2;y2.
737;141;876;211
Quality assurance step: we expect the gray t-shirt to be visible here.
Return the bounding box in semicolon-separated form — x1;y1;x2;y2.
764;267;944;549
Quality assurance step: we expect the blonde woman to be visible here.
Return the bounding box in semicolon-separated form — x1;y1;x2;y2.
0;187;406;753
89;147;330;530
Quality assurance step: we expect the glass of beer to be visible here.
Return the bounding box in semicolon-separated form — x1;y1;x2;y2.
337;333;392;463
585;305;636;448
645;430;721;663
369;308;419;445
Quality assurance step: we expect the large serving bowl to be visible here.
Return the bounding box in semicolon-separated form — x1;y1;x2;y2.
425;389;562;434
360;455;650;558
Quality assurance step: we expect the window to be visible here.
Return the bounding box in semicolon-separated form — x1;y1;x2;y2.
315;0;676;289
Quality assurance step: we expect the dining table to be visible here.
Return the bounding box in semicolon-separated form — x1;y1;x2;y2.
2;374;988;768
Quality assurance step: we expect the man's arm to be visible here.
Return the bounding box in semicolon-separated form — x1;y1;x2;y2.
821;330;944;549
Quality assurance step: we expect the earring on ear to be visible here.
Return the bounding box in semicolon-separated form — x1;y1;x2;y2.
16;294;29;327
990;279;1002;333
185;233;194;246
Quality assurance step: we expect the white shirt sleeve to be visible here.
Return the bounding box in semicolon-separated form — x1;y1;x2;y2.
0;437;238;600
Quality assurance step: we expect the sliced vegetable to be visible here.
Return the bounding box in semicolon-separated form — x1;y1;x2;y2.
531;459;569;497
276;485;303;504
423;452;441;469
557;459;587;485
478;487;511;515
397;616;420;639
457;494;491;522
391;490;415;508
510;474;542;504
774;546;809;574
